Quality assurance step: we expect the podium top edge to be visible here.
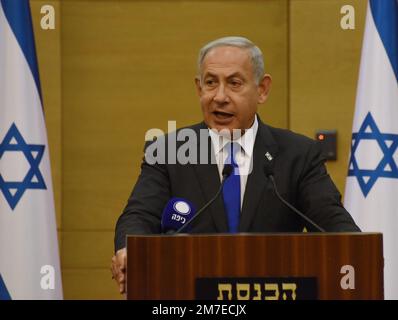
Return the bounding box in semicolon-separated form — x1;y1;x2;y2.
126;232;382;238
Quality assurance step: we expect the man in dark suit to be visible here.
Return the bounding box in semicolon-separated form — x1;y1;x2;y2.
111;36;360;293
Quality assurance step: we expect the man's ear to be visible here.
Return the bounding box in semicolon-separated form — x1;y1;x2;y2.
257;74;272;104
195;77;202;96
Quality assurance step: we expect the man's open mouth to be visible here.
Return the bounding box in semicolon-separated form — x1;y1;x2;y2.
213;111;234;119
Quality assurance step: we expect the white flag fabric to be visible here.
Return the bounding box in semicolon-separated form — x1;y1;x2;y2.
0;0;62;299
344;0;398;300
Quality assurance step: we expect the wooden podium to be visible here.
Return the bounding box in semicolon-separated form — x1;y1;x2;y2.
126;233;383;300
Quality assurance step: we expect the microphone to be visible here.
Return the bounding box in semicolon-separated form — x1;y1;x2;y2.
173;164;233;234
263;156;325;232
161;197;197;234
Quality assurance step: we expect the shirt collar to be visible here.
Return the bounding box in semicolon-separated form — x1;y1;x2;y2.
208;115;258;157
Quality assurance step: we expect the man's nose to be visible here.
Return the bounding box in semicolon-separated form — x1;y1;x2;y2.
213;84;229;104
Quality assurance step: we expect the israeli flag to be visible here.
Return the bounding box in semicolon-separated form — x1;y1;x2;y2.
344;0;398;300
0;0;62;299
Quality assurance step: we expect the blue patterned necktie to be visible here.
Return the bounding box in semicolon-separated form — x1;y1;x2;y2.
222;142;241;233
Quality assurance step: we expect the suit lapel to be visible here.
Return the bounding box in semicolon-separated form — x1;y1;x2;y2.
239;120;279;232
192;124;229;232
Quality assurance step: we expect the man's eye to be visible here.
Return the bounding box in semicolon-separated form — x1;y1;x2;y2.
230;80;242;87
205;80;216;85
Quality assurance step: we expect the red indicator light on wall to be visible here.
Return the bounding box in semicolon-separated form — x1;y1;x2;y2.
315;130;337;161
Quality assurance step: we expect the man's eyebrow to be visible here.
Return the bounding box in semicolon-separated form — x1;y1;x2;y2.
203;72;245;79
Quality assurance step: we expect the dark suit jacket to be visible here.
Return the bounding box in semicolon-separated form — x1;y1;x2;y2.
115;118;360;251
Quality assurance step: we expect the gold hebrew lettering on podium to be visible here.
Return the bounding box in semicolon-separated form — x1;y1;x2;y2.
264;283;279;300
282;283;297;300
236;283;250;300
217;283;232;300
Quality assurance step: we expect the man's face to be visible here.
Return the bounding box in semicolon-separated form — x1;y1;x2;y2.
195;46;271;133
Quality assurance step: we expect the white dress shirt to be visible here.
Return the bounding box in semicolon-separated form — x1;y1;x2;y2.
208;115;259;208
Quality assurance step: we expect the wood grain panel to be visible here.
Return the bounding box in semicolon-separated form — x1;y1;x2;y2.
62;268;123;300
61;231;115;268
127;233;383;300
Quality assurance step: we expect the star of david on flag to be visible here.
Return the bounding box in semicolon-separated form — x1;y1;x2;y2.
0;123;47;210
348;112;398;197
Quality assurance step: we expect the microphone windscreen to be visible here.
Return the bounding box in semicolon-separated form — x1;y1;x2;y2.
161;197;196;233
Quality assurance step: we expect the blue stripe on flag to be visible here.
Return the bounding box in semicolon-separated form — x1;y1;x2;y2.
0;274;11;300
0;0;43;103
370;0;398;82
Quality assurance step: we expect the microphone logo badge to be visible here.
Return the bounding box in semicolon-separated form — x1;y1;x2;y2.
265;152;273;161
173;201;191;215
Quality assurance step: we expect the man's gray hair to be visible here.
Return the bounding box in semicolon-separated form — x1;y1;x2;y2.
197;36;265;84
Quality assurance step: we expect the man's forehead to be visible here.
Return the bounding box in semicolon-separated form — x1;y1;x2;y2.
201;46;253;75
203;45;251;64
